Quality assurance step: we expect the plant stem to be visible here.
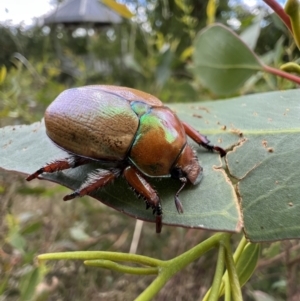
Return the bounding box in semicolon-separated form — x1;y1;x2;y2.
232;235;248;263
220;235;247;297
263;0;292;32
224;279;231;301
84;259;159;275
135;232;227;301
38;251;165;267
264;64;300;85
208;243;225;301
203;235;247;300
38;233;234;301
224;239;243;301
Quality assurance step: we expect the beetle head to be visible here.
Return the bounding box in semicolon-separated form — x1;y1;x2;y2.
171;144;203;185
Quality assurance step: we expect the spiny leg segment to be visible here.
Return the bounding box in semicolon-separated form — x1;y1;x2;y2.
63;169;120;200
123;166;162;233
27;155;163;233
26;155;91;181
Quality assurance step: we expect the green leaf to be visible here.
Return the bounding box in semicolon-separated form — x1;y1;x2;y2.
19;267;41;301
123;54;143;74
2;89;300;241
155;48;173;87
280;62;300;75
206;0;218;25
173;89;300;242
0;65;7;84
0;276;9;295
0;119;239;234
5;214;26;252
7;231;26;252
20;221;43;236
223;90;300;242
239;13;263;50
101;0;133;19
236;243;260;287
251;291;276;301
285;0;300;49
193;24;263;95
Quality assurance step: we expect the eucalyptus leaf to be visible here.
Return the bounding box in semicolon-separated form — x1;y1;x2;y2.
2;89;300;241
172;89;300;241
239;12;263;50
0;113;239;234
19;267;42;301
193;24;263;95
236;243;260;287
223;90;300;242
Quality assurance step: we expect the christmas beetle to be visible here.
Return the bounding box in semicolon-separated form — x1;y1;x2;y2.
27;86;226;233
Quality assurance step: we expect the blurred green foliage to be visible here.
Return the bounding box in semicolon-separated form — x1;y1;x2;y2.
0;0;295;118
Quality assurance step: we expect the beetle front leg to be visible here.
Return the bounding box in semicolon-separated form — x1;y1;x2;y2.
123;166;162;233
63;169;121;200
26;155;92;181
182;121;226;157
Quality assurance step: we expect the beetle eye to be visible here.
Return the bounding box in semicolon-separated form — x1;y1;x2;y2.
171;167;186;179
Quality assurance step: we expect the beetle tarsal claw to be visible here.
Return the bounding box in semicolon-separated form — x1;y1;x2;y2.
63;191;80;201
213;146;227;157
156;215;162;233
26;168;44;181
202;142;226;157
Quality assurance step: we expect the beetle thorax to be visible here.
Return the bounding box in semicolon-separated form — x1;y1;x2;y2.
129;106;187;177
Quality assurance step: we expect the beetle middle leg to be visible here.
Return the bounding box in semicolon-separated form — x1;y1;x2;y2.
123;166;162;233
63;168;121;200
182;121;226;157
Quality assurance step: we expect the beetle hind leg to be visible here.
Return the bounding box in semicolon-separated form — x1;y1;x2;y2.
63;169;121;201
26;155;91;181
123;166;162;233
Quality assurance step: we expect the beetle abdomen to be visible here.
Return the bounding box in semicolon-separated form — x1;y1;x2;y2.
45;87;139;160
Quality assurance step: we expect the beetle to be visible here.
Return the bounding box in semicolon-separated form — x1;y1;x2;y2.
26;86;226;233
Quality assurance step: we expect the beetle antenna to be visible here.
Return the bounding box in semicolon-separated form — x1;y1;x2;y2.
174;177;187;214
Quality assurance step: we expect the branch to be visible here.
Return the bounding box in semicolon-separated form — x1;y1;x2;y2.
263;64;300;85
263;0;292;32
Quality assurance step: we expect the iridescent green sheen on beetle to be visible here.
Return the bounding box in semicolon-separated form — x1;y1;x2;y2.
26;85;226;233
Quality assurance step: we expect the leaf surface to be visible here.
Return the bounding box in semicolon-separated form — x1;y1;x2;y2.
0;116;239;233
2;89;300;241
171;89;300;241
193;24;263;95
